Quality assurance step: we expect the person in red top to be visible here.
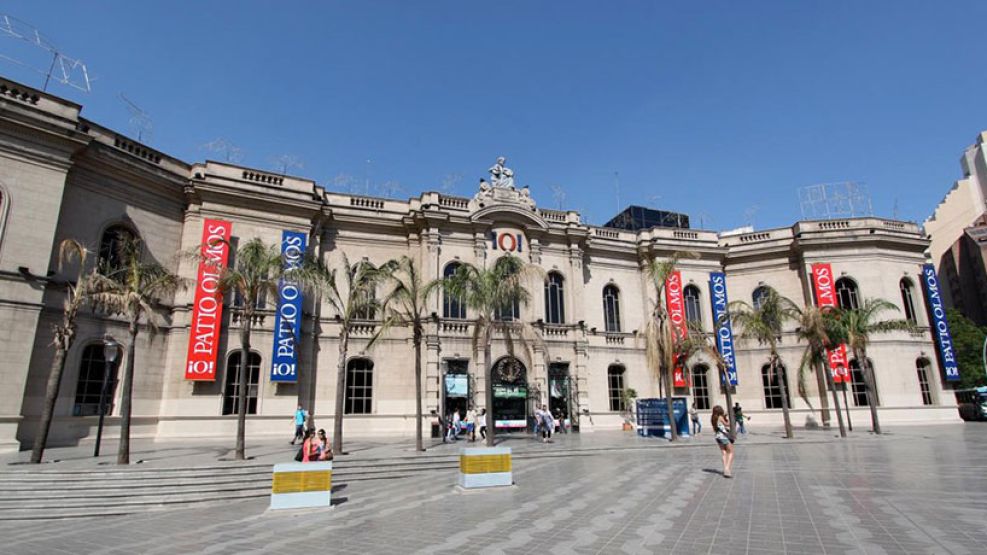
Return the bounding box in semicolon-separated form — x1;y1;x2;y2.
301;429;319;462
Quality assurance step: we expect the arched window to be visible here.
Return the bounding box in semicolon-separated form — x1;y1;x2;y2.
603;284;621;332
692;364;710;410
761;363;790;409
98;225;137;277
684;285;702;326
752;286;770;311
442;263;466;319
73;344;120;416
916;358;933;406
900;278;917;324
835;277;859;310
544;272;565;324
848;359;877;407
345;358;374;414
607;365;626;412
222;351;261;415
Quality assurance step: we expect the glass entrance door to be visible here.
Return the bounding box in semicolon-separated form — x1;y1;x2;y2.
548;363;573;432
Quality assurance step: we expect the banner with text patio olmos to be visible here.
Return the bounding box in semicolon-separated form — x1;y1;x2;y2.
185;219;232;381
665;271;688;387
811;263;850;384
920;264;960;382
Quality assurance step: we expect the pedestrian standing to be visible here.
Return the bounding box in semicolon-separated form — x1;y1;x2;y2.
465;407;477;442
712;405;734;478
733;402;746;435
540;405;554;443
291;404;308;445
690;403;701;435
478;408;488;440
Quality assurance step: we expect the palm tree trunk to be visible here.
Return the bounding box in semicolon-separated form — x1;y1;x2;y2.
665;366;677;441
826;363;847;438
235;319;251;460
775;354;794;439
414;325;424;452
721;365;736;436
30;342;69;463
859;349;881;434
117;322;138;465
484;340;495;447
814;359;831;428
332;331;348;454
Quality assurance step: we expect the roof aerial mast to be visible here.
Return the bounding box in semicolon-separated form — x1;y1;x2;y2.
0;14;91;93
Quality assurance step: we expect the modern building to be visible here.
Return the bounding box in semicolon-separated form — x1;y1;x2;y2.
0;76;959;452
925;132;987;321
603;205;690;231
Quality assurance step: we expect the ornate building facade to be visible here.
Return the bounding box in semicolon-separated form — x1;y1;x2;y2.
0;77;958;451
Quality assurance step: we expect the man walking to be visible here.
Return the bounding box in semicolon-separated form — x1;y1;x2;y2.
690;402;701;435
291;404;308;445
733;402;746;435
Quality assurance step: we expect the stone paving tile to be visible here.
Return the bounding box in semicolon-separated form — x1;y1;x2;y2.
2;425;987;553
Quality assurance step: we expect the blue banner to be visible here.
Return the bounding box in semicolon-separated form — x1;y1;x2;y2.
270;230;306;383
708;272;739;386
921;263;960;381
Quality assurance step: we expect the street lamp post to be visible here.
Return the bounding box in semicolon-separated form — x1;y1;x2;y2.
94;336;121;457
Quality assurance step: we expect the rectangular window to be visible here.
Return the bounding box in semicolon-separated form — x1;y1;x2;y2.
607;367;625;412
917;364;933;406
692;366;710;410
345;360;374;414
222;353;260;415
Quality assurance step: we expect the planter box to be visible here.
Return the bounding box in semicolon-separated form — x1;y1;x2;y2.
458;447;513;489
270;461;332;510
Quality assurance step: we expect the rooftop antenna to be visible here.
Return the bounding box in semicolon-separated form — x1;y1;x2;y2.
696;211;711;229
118;93;152;143
332;172;358;193
376;180;404;199
0;14;91;93
271;154;303;175
364;159;373;196
440;172;462;194
613;171;621;212
550;184;567;210
744;205;760;229
648;195;662;208
200;138;243;163
798;181;873;220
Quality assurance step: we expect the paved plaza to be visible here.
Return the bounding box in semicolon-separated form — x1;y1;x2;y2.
2;424;987;554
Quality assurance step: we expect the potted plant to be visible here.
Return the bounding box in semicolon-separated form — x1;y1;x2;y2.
621;388;638;431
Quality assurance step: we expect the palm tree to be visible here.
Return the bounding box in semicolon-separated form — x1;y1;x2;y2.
380;256;436;452
440;255;541;447
794;304;846;438
837;298;914;435
641;254;696;442
322;254;386;455
212;238;282;460
90;238;185;464
30;240;99;463
729;286;799;439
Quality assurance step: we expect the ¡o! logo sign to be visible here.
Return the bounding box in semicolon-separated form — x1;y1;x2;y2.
490;231;524;253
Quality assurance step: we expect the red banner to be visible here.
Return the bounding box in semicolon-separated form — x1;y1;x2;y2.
811;263;849;384
185;219;232;381
665;271;688;387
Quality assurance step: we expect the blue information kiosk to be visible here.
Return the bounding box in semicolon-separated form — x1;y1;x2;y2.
636;397;690;438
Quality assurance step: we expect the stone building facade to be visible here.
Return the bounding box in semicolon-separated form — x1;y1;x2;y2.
0;77;958;452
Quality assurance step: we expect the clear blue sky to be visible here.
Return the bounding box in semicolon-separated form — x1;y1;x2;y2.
4;1;986;230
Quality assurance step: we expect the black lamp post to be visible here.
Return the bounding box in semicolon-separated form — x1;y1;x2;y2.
94;336;121;457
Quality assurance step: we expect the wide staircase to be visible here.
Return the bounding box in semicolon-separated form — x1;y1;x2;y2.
0;453;465;521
